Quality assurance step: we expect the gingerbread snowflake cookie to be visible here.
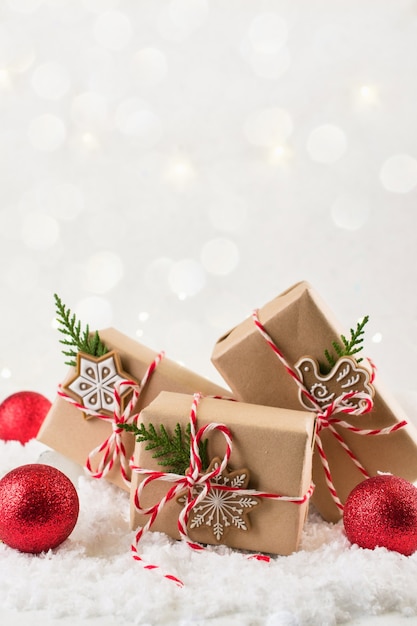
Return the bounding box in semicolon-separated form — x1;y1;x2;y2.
64;350;134;419
54;295;136;419
178;457;260;543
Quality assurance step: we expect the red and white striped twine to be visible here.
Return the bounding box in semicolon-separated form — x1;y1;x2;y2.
58;351;164;487
130;391;315;587
252;309;407;511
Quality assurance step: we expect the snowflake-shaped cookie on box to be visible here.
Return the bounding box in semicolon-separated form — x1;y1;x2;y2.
64;351;133;419
178;457;260;543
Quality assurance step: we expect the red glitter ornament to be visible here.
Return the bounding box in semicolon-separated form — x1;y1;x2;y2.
0;391;51;443
343;474;417;556
0;463;79;553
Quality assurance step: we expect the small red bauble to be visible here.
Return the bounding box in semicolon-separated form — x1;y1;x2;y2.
0;391;51;443
343;474;417;556
0;463;79;553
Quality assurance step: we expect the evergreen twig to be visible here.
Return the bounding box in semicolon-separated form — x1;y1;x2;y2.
54;293;108;366
120;421;209;475
324;315;369;370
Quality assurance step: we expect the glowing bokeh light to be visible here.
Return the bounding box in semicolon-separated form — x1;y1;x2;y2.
200;238;239;276
83;251;125;294
168;259;206;298
331;195;370;230
379;154;417;193
307;124;347;163
93;11;133;51
31;61;71;100
244;107;293;147
21;213;60;250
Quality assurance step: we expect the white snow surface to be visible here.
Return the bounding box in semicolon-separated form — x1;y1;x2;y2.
2;394;417;626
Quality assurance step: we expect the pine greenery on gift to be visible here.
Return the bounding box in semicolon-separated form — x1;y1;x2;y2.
120;421;209;476
323;316;369;372
54;294;207;476
54;294;108;366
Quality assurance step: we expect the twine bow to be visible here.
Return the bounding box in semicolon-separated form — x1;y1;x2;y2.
58;351;164;487
252;309;407;511
130;392;314;587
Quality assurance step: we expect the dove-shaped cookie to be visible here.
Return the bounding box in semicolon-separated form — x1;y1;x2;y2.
294;355;374;411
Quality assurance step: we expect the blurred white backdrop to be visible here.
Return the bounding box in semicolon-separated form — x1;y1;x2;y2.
0;0;416;401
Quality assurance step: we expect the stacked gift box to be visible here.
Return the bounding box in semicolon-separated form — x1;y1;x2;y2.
38;281;417;559
37;327;229;492
211;281;417;522
129;391;315;555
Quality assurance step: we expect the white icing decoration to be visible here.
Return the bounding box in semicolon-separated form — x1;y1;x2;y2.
294;356;373;411
179;460;259;542
68;353;130;414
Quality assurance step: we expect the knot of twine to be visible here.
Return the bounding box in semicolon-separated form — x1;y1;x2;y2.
58;351;164;487
130;392;314;587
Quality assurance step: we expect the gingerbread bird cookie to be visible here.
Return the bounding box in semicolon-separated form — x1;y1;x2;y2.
294;355;374;411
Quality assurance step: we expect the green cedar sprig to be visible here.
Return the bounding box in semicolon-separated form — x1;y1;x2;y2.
54;293;108;367
324;315;369;369
120;421;209;475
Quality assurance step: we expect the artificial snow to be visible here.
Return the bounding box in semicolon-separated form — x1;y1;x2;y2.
2;393;417;626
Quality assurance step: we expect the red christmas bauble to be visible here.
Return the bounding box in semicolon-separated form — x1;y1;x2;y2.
0;463;79;553
343;474;417;556
0;391;51;443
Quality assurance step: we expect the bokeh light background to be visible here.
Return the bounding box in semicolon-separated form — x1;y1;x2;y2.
1;0;416;402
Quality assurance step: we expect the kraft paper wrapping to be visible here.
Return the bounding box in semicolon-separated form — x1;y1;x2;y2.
211;281;417;522
130;391;316;556
37;328;230;491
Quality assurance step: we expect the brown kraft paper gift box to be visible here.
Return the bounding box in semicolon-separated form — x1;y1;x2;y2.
130;391;316;556
211;281;417;522
38;328;230;491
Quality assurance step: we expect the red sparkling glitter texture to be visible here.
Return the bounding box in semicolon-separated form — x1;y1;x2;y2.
343;475;417;556
0;391;51;443
0;463;79;553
